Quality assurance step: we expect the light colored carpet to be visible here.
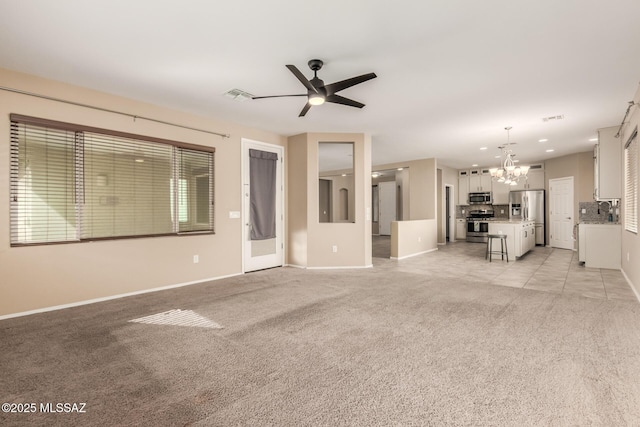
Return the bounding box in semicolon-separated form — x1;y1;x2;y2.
1;251;640;426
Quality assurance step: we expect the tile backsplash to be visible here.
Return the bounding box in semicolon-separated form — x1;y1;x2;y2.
457;204;509;220
579;201;620;223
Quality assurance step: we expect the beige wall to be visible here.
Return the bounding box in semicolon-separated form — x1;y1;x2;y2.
0;68;286;317
544;150;595;249
391;219;438;259
397;168;411;221
373;158;438;221
437;164;458;243
287;133;372;268
286;133;308;267
621;85;640;295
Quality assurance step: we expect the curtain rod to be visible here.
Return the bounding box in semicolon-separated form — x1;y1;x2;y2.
615;101;639;138
0;86;230;139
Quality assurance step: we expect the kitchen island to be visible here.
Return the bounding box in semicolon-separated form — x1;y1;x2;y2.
488;220;536;261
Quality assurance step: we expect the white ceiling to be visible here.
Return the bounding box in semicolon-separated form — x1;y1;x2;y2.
2;1;640;169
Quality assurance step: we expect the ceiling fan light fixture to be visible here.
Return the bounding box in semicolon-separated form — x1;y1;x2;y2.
253;60;376;116
308;93;325;106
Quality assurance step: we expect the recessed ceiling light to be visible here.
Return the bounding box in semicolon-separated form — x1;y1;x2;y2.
341;174;347;177
480;147;487;150
472;164;478;167
538;138;548;142
546;149;555;152
397;168;404;171
589;137;598;142
372;173;380;178
495;155;501;159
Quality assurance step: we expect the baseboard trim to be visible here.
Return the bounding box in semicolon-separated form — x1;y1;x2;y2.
391;247;438;260
284;264;306;269
306;264;373;270
0;272;243;321
621;268;640;303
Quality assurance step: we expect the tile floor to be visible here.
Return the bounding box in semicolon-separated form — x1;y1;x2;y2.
372;236;637;302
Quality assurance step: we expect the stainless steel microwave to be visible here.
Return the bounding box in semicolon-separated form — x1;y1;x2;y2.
468;191;492;205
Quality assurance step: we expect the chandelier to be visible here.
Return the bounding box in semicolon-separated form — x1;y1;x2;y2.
489;126;529;186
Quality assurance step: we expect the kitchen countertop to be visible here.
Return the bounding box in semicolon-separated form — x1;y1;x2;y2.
579;221;621;225
489;220;535;224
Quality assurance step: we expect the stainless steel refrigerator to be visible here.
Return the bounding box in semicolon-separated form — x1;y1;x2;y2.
509;190;545;246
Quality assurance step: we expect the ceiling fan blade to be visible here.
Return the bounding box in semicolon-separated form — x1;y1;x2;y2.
324;73;377;95
325;94;365;109
252;94;306;100
299;103;312;117
286;65;318;93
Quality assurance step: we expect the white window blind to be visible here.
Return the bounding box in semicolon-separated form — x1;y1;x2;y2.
10;122;79;244
10;115;215;246
624;129;638;233
81;132;174;239
175;148;214;233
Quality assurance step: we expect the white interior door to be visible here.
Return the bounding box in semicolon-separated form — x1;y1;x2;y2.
549;176;574;250
242;139;284;272
378;181;396;235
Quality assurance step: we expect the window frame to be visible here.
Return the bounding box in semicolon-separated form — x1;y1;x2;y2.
624;127;638;234
10;114;215;247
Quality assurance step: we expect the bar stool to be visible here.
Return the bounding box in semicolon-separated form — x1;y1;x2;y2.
486;234;508;262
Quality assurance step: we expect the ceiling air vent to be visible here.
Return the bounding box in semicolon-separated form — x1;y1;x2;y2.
223;88;254;102
542;115;564;122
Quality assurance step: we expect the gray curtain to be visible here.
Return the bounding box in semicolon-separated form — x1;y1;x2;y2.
249;149;278;240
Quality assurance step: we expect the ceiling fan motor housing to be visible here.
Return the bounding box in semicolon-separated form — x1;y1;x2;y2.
308;59;324;71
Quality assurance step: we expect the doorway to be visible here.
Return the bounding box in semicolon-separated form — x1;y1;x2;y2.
242;139;284;272
445;184;455;242
549;176;574;250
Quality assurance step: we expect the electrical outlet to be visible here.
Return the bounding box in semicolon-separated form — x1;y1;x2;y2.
332;245;338;253
418;236;422;242
501;209;504;214
581;208;586;214
193;255;199;264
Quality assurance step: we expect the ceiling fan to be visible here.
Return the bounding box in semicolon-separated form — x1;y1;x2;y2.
252;59;377;117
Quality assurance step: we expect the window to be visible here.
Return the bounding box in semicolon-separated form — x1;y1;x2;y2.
624;128;638;233
10;115;214;246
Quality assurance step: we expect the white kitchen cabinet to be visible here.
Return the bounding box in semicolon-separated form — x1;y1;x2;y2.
468;169;492;192
525;169;545;190
594;126;621;200
513;168;544;190
578;223;621;269
488;221;535;261
456;219;466;240
458;170;470;205
520;222;535;255
492;180;510;204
